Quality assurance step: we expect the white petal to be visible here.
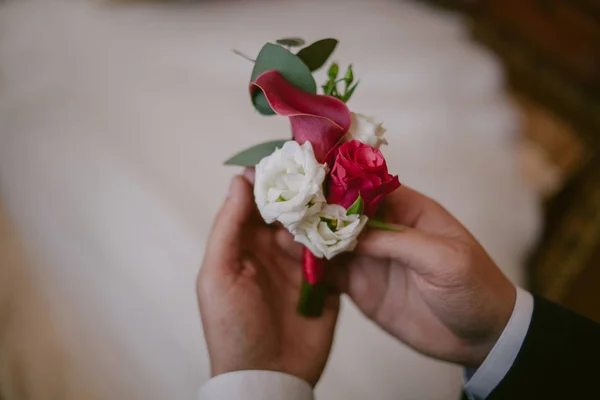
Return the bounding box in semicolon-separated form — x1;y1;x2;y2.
253;140;326;227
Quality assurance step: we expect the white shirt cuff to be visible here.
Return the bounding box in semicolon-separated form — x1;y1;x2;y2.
463;286;534;400
198;370;314;400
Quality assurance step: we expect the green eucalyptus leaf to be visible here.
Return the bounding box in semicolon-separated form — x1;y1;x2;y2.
276;37;306;47
297;38;339;71
367;219;404;232
224;140;288;166
250;43;317;115
346;195;364;215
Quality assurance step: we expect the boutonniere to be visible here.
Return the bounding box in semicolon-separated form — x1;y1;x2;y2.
225;38;401;317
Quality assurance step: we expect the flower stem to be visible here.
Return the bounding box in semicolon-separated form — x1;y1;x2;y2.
297;279;327;317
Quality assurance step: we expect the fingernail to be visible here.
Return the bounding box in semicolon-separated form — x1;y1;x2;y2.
228;176;243;198
243;168;255;184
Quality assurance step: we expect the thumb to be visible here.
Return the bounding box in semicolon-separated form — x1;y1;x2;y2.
205;176;255;270
356;227;453;276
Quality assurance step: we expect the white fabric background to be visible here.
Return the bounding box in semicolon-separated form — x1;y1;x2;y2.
0;0;541;399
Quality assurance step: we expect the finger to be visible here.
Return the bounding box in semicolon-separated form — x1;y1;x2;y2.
380;186;464;235
274;228;303;261
325;254;351;293
243;167;255;184
204;176;255;272
241;168;275;226
356;227;455;276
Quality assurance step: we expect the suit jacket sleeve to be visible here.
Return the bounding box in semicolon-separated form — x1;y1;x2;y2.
487;295;600;399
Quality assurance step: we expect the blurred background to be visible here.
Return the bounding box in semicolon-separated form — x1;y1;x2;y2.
0;0;597;399
423;0;600;323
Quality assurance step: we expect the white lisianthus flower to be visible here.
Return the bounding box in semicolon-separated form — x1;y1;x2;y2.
254;141;327;228
347;112;388;149
294;204;368;260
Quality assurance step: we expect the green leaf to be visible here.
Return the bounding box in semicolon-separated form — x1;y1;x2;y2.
296;38;339;71
342;80;360;103
224;140;288;166
250;43;317;115
346;195;364;215
367;219;404;232
276;37;306;47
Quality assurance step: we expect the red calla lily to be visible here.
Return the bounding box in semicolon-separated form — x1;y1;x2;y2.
250;70;351;164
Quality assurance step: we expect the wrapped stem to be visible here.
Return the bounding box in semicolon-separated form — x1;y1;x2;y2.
297;248;328;317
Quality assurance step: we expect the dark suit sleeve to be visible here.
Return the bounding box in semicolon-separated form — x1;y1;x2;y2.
486;295;600;399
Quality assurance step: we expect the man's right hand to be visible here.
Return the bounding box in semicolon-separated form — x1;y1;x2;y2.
330;186;517;368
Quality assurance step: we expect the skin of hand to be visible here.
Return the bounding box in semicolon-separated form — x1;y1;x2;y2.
196;176;340;386
329;186;517;368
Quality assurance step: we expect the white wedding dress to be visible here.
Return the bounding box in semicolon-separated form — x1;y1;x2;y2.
0;0;541;399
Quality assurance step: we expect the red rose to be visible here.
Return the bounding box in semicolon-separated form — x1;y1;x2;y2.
328;140;400;217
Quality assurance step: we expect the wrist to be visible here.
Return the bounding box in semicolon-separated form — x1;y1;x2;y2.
459;281;516;369
466;284;517;368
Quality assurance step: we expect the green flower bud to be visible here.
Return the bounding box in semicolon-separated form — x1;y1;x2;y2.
328;63;339;79
344;65;354;85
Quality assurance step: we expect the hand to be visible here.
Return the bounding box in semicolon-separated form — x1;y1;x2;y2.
197;176;339;386
330;186;516;368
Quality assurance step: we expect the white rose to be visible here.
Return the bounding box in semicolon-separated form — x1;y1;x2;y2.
254;141;327;228
347;112;388;148
294;204;368;260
